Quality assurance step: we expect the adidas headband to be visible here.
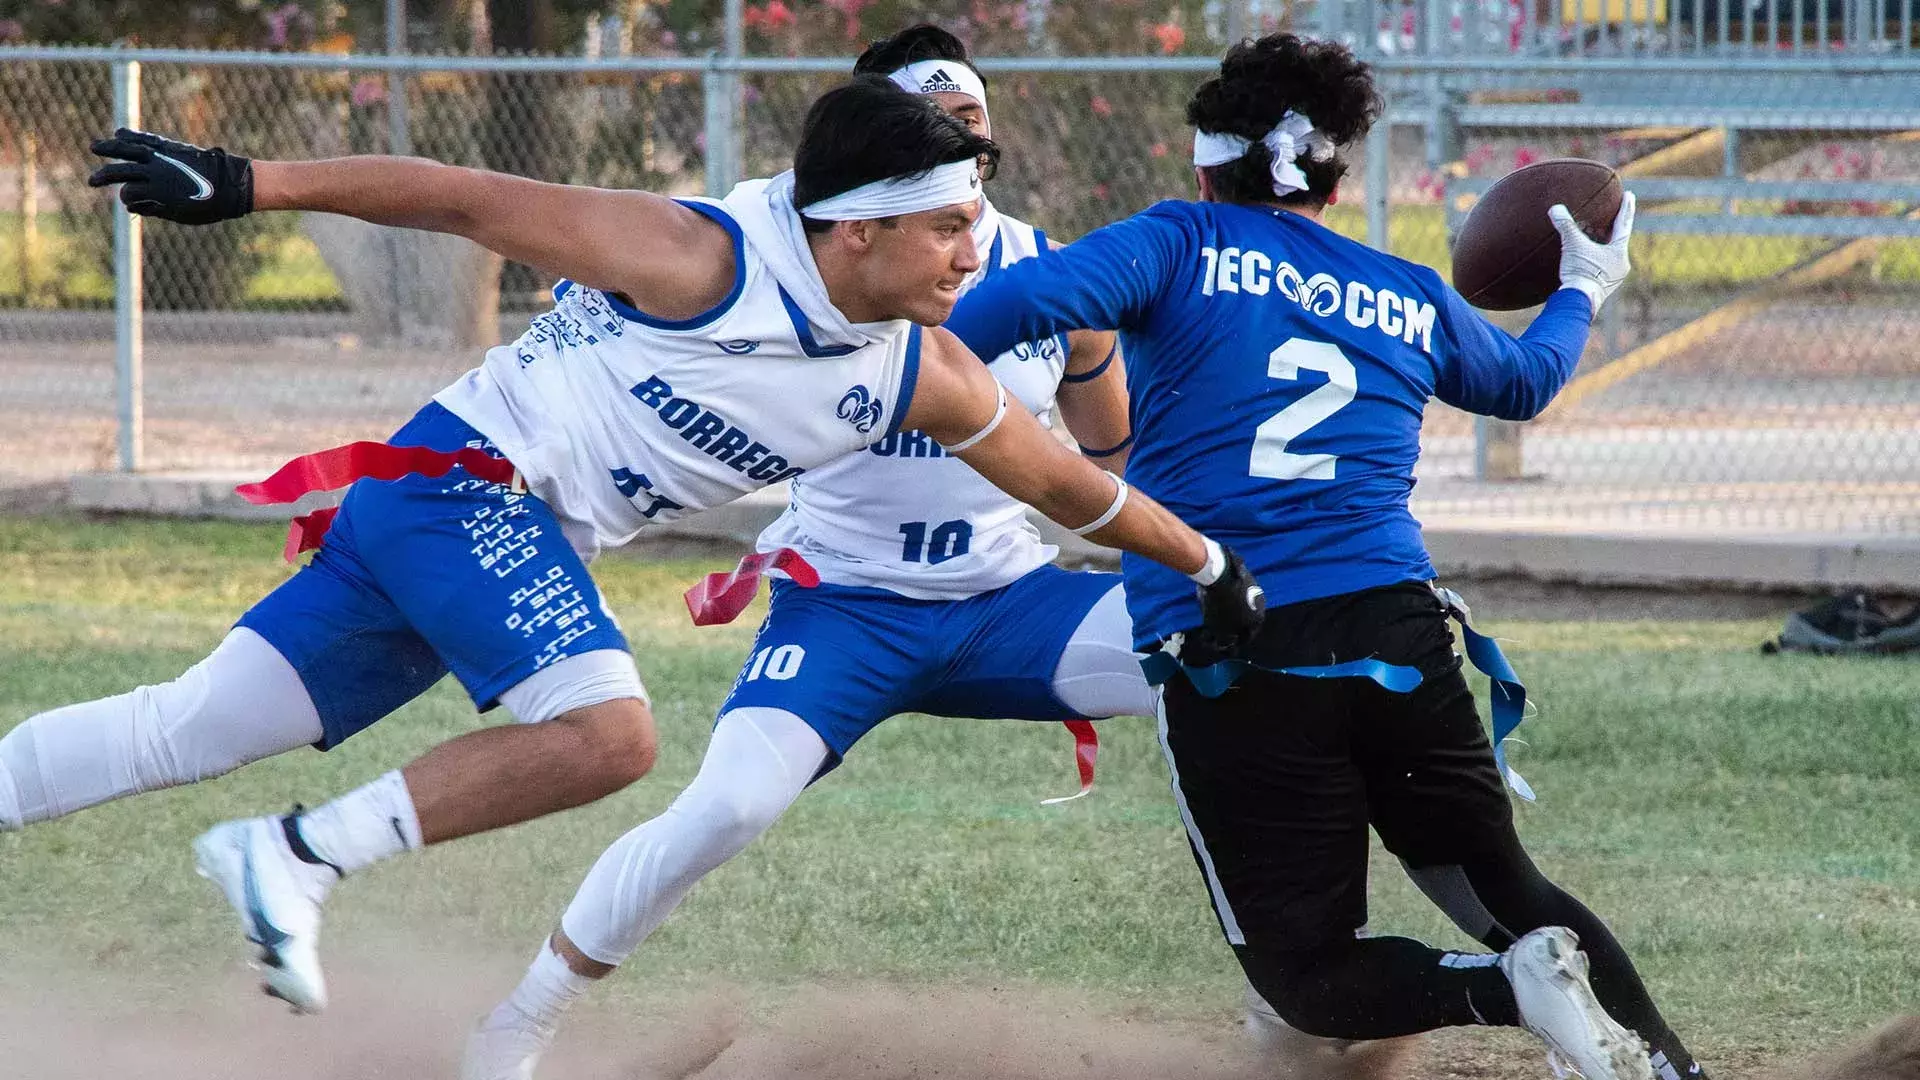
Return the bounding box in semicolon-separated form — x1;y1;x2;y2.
797;157;983;222
887;59;989;127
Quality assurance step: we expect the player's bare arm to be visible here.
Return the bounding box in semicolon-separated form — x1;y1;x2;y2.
87;128;736;323
1038;236;1133;470
905;327;1199;575
1054;330;1131;472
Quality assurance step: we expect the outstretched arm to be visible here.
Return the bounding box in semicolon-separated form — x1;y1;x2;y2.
88;129;735;322
904;326;1262;657
904;327;1192;570
1434;194;1636;421
945;203;1188;363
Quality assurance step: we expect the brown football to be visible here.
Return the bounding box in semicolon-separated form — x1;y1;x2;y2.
1450;158;1623;311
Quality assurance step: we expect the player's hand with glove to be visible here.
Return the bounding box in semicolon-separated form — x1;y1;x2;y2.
87;128;254;225
1181;541;1267;669
1547;191;1635;313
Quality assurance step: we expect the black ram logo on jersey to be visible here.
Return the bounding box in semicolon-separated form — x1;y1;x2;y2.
837;385;883;435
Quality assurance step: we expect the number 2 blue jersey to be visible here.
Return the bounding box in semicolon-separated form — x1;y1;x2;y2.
945;199;1592;647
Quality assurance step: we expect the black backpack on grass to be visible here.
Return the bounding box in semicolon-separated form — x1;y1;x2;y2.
1763;592;1920;655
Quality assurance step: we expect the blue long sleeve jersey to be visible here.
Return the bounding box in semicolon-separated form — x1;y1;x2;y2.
944;200;1594;647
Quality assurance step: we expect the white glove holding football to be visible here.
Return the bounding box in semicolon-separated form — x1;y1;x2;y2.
1548;190;1635;312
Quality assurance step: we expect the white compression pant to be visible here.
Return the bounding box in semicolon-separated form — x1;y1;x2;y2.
1050;583;1156;719
558;580;1153;965
562;705;830;964
0;623;644;831
0;627;323;828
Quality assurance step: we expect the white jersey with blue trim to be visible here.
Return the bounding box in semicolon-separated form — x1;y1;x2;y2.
755;200;1073;600
433;193;922;558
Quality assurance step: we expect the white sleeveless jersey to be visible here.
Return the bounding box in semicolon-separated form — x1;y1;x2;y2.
433;197;920;558
756;203;1075;600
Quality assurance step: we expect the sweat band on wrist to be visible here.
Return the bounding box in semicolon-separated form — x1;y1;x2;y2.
1187;537;1227;585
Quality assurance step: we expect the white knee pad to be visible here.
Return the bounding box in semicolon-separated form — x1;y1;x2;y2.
559;706;827;966
0;627;321;826
498;650;648;725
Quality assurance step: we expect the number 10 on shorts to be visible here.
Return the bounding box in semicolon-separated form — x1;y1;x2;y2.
743;643;806;682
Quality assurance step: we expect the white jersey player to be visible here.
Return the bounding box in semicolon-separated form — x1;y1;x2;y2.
3;78;1265;1019
458;29;1166;1080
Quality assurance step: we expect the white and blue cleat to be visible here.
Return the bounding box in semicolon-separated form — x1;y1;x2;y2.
192;814;335;1014
1502;926;1654;1080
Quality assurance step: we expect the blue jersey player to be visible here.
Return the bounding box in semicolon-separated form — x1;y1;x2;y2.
945;33;1706;1080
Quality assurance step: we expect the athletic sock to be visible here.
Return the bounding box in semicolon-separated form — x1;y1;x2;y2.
501;940;594;1030
289;770;424;876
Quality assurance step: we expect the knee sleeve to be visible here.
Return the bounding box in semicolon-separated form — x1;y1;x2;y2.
1050;585;1156;718
0;627;322;826
560;706;827;965
498;649;647;725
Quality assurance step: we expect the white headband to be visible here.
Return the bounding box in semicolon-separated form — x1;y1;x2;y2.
797;157;983;222
888;59;989;126
1192;111;1334;197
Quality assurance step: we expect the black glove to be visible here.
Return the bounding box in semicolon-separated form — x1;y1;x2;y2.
1183;545;1266;669
87;128;254;225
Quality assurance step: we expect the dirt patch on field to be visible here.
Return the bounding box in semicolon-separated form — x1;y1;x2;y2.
1;945;1914;1080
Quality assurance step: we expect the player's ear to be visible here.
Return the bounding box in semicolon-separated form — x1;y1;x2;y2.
1194;167;1215;202
839;218;876;251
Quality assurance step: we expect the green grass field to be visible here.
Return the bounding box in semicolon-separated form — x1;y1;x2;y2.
0;516;1916;1075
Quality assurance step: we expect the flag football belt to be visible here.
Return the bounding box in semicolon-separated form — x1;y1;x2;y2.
235;442;524;563
1140;583;1535;801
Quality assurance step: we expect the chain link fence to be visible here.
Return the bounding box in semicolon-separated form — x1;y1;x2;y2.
1;46;1916;546
1407;66;1920;538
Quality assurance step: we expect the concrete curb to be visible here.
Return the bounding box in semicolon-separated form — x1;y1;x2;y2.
65;472;1920;592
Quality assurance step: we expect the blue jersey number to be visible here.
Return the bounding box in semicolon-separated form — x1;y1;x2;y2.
899;519;973;564
1249;338;1357;481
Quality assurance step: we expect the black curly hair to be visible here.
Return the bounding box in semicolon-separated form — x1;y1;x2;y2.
853;23;979;80
1186;33;1383;209
793;75;999;234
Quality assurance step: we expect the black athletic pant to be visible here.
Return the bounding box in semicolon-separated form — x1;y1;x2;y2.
1159;581;1705;1077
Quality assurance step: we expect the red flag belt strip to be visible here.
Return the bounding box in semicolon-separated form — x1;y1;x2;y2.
684;548;821;627
236;442;522;562
1041;719;1101;805
236;442;520;506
